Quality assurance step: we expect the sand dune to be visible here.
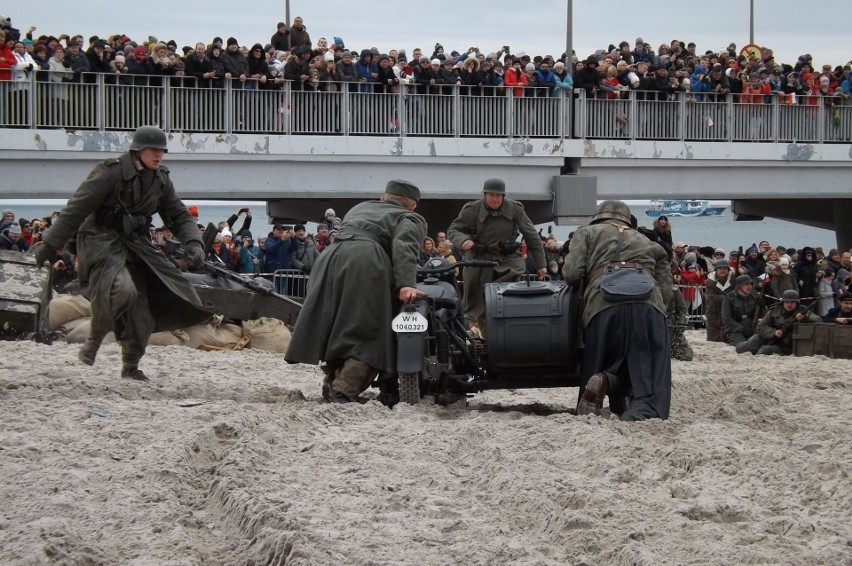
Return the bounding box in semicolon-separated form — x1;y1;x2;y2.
0;332;849;565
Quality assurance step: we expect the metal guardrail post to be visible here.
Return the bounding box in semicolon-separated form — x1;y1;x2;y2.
283;82;292;135
341;87;350;136
771;96;779;143
161;79;170;132
726;96;734;142
817;104;826;144
573;89;585;139
629;90;637;141
397;87;406;137
26;74;35;130
506;90;514;139
224;81;233;135
453;88;460;138
95;74;105;132
678;93;686;142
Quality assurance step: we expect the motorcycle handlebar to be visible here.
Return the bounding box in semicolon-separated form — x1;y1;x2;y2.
419;260;498;274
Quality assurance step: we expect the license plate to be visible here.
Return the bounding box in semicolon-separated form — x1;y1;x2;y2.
391;311;428;333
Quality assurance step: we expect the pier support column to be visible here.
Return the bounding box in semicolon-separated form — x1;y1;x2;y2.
834;200;852;252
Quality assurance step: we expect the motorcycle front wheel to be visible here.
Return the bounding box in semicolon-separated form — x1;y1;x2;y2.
398;372;421;404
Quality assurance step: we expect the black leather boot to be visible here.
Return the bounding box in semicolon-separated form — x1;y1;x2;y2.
78;334;105;366
121;366;149;381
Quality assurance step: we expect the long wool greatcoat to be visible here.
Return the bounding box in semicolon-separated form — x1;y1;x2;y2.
285;199;427;373
43;153;210;333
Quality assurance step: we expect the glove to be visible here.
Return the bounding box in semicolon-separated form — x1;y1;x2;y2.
34;242;60;268
185;243;205;271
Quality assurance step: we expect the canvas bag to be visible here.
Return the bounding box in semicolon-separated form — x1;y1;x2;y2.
600;226;656;303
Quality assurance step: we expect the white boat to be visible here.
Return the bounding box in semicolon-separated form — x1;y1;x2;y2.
645;200;726;218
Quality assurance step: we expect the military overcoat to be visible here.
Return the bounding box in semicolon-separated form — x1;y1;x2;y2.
285;199;427;373
43;153;209;333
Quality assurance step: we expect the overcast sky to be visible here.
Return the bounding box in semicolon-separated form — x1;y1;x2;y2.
6;1;851;68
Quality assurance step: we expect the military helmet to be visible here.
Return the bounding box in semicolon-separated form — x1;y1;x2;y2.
781;289;800;302
591;199;631;225
482;178;506;194
713;259;730;269
735;274;752;288
130;125;169;152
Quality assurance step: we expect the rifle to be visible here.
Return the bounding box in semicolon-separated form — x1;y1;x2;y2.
767;300;818;344
165;223;303;309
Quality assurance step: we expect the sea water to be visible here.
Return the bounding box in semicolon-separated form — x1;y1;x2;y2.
2;200;840;254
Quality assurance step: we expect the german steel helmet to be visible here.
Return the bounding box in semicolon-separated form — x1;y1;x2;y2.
130;125;169;152
591;199;631;225
482;178;506;194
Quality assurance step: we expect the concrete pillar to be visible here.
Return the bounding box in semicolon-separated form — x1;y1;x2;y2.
834;199;852;252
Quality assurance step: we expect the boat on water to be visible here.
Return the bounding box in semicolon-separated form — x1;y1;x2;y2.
645;200;726;218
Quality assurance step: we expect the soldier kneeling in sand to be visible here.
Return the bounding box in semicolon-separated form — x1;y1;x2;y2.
738;289;821;355
723;274;765;352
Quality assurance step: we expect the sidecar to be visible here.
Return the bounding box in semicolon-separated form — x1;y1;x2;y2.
393;258;584;405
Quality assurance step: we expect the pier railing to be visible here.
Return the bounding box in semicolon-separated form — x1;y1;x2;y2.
1;74;849;143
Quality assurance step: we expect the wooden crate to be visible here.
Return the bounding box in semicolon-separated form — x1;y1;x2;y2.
792;323;852;359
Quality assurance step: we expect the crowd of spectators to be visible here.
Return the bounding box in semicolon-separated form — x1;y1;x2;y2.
2;13;850;105
4;200;851;358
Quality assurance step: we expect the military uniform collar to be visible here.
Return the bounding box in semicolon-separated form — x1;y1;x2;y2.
478;199;513;222
119;152;141;180
120;151;168;181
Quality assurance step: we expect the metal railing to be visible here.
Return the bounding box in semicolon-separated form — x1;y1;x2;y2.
1;73;849;143
575;90;852;143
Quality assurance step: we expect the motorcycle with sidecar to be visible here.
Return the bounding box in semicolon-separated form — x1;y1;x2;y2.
389;257;584;405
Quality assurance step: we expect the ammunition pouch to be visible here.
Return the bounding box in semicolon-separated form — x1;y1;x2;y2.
95;207;152;238
496;240;521;255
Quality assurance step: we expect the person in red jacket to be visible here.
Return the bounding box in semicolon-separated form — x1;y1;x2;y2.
0;30;15;81
502;59;528;97
680;262;706;316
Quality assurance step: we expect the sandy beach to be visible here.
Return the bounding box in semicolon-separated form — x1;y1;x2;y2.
0;331;849;565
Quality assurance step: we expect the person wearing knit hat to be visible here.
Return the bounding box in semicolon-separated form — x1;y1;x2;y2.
764;254;795;305
705;258;735;342
285;179;427;404
0;222;28;251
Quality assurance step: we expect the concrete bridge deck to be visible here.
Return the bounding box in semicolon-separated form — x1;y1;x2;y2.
1;81;850;247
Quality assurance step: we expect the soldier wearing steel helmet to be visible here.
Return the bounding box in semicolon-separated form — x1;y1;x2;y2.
34;125;209;381
562;199;673;421
738;289;821;356
447;178;546;335
722;274;765;352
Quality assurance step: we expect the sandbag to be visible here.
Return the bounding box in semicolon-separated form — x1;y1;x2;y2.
242;317;291;353
56;316;90;336
148;330;190;347
48;295;92;330
183;323;244;350
65;318;114;345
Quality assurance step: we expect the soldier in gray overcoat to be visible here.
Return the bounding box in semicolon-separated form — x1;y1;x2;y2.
562;200;673;421
447;178;546;334
35;126;208;380
285;180;427;403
